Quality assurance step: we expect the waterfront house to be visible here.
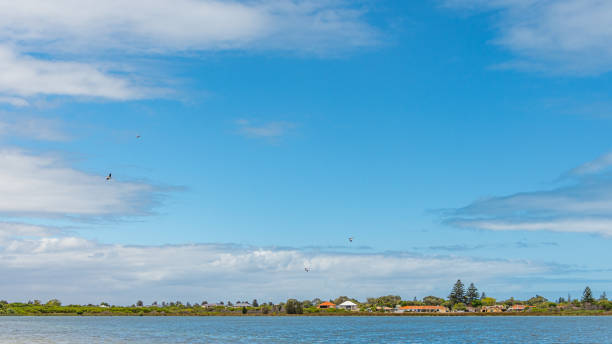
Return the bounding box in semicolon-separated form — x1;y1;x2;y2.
396;305;448;313
234;302;252;308
481;305;504;313
508;305;535;311
337;301;358;311
203;303;226;309
317;301;336;309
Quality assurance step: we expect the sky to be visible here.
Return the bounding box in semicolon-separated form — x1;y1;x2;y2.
2;0;612;305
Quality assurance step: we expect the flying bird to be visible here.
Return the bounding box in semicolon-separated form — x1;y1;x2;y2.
348;237;353;243
304;267;311;272
106;173;112;181
136;135;141;139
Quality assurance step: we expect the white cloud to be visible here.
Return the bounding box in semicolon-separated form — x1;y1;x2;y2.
0;222;56;239
0;230;545;304
0;0;379;55
0;149;158;218
445;150;612;236
0;46;141;100
445;0;612;74
0;97;29;107
451;218;612;237
569;152;612;176
236;119;297;138
0;1;379;101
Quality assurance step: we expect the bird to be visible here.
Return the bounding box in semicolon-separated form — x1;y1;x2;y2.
136;135;141;139
304;267;311;272
106;173;112;181
348;237;353;243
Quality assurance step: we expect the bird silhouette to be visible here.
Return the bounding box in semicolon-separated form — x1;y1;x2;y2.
106;173;112;181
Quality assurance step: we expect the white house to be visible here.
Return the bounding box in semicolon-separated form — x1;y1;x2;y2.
337;301;358;311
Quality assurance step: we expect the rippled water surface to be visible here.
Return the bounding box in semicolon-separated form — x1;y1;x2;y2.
2;316;611;343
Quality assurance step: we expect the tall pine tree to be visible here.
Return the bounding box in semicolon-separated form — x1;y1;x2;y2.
449;280;466;305
466;283;479;304
582;286;594;303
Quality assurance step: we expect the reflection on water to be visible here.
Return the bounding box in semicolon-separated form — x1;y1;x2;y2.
1;316;610;343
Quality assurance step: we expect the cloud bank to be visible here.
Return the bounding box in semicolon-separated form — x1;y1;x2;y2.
0;0;379;54
444;151;612;237
0;226;545;304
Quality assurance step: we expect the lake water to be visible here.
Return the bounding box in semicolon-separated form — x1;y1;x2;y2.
1;316;611;343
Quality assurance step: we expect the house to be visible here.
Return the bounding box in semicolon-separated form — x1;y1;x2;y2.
396;305;448;313
337;301;358;311
508;305;535;311
317;301;336;309
234;302;252;308
203;303;226;308
481;305;504;313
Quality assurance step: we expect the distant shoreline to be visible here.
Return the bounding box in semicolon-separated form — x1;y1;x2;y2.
3;312;612;317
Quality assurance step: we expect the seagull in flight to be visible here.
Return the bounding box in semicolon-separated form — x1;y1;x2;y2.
348;237;353;243
304;267;311;272
106;173;112;181
136;135;141;139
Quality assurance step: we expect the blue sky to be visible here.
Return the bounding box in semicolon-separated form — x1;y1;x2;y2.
2;0;612;304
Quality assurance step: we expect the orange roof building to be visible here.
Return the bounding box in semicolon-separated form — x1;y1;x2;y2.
317;302;336;309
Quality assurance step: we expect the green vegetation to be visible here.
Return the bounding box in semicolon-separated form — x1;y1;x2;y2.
2;283;612;316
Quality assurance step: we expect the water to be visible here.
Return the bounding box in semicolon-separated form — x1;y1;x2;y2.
1;316;611;343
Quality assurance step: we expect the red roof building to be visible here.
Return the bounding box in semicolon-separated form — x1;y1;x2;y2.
317;302;336;309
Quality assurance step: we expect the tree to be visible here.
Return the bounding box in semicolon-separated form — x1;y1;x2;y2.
466;283;479;304
334;296;350;305
449;280;466;305
242;306;248;314
481;297;496;306
200;301;207;305
136;300;144;307
367;295;401;307
285;299;303;314
423;296;444;306
453;302;467;311
527;295;548;306
480;292;486;299
600;292;608;301
582;286;594;303
46;299;61;306
252;299;259;307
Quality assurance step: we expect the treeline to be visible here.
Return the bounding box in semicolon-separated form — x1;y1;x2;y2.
2;280;611;316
